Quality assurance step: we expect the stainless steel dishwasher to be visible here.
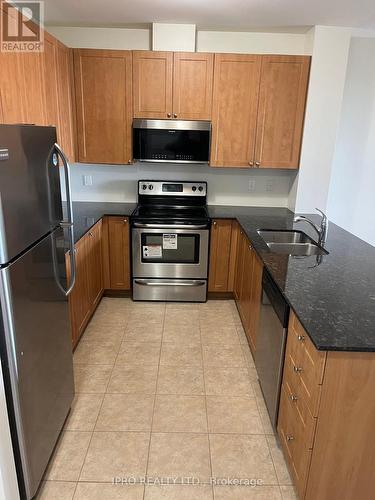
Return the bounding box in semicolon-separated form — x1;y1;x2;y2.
255;269;290;429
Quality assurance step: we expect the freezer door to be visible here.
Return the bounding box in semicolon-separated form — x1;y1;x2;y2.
0;125;63;265
0;227;74;499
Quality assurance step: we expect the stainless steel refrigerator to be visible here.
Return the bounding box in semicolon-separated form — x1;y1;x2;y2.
0;125;76;499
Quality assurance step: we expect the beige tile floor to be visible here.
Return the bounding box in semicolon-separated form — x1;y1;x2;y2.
37;298;297;500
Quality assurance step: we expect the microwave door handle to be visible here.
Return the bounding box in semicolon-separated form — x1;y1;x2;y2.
54;143;74;225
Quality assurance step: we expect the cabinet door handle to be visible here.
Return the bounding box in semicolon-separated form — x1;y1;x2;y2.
297;335;305;341
286;435;294;442
173;113;178;118
213;221;217;227
248;244;252;250
248;161;254;167
255;161;260;167
89;231;93;237
290;394;298;402
167;113;171;118
123;219;128;224
128;159;132;164
293;365;303;373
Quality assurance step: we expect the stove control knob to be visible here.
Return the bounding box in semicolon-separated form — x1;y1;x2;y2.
192;186;197;192
198;186;204;192
149;184;154;190
142;184;147;190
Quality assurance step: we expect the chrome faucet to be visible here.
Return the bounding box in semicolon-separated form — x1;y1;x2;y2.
293;208;328;246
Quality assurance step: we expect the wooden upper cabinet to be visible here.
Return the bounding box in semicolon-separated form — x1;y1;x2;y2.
56;42;76;162
211;54;262;168
74;49;132;164
0;50;25;123
0;35;46;125
133;51;173;119
255;55;310;169
43;32;59;128
172;52;214;120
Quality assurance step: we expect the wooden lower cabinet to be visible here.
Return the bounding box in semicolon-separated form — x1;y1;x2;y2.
278;312;375;499
67;215;131;348
234;227;246;300
86;220;103;309
102;216;131;290
234;229;263;353
66;236;90;348
66;220;104;348
208;219;233;292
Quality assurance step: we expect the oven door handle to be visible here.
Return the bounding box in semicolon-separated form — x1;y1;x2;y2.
134;279;206;287
132;223;209;230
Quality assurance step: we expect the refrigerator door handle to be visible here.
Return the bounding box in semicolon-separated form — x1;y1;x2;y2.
65;224;76;296
51;225;76;296
54;143;74;225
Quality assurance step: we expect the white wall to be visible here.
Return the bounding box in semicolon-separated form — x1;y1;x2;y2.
327;38;375;246
48;24;310;54
152;23;196;51
46;26;150;49
289;26;352;213
68;162;295;207
197;30;309;55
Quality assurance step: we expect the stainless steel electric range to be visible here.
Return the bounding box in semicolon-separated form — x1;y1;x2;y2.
131;180;210;302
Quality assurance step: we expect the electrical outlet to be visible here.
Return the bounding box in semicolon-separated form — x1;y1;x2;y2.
83;174;93;186
248;179;256;192
265;179;274;192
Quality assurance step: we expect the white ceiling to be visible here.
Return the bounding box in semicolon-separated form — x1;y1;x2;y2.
43;0;375;30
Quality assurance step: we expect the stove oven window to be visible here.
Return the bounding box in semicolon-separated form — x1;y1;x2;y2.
141;233;200;264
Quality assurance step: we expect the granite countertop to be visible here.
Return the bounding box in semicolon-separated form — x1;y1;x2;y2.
69;201;137;242
70;201;375;353
209;205;375;353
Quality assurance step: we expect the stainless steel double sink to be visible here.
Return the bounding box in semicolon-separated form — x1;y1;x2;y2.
258;230;328;256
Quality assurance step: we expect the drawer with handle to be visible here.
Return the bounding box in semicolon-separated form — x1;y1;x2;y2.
278;382;313;499
282;367;318;449
286;311;327;416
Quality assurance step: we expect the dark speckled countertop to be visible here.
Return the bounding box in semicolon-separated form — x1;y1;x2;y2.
69;201;137;242
70;201;375;352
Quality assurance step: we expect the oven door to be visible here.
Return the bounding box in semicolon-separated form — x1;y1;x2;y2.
132;225;209;279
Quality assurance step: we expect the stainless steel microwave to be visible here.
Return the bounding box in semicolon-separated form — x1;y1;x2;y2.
133;119;211;164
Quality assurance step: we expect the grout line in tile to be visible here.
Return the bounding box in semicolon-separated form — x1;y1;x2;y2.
60;428;267;436
199;315;215;500
144;303;166;500
264;431;280;487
